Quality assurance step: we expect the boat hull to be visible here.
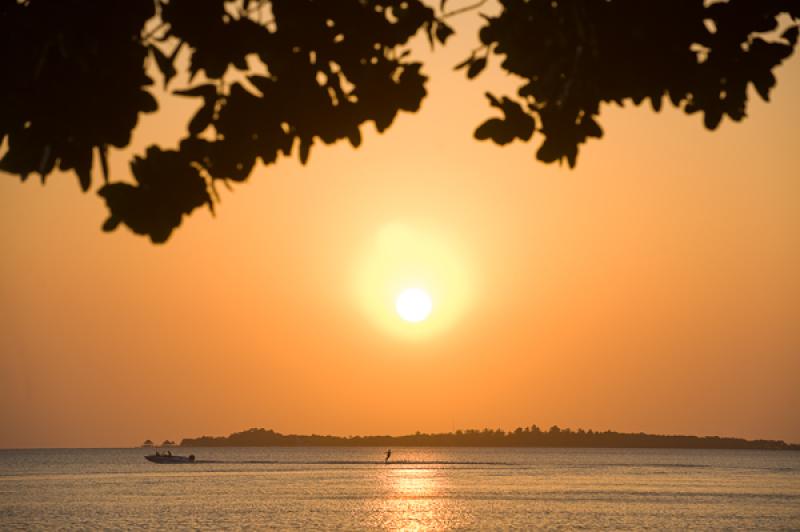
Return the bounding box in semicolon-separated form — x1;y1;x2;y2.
144;454;195;464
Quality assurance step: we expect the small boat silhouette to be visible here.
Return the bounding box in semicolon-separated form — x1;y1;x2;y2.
145;453;196;464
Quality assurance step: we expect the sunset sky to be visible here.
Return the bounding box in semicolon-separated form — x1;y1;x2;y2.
1;12;799;448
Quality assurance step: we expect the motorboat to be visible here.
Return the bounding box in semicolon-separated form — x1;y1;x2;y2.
144;453;196;464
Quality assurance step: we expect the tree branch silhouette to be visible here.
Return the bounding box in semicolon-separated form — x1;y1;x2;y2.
441;0;488;19
462;0;799;166
0;0;796;243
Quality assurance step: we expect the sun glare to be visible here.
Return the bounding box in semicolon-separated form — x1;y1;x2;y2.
356;222;473;339
395;287;433;323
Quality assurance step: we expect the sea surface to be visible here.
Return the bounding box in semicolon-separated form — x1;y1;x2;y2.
1;447;799;529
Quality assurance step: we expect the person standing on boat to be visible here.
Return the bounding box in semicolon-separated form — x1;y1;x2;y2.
385;449;391;464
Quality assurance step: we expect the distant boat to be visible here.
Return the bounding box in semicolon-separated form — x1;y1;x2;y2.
145;453;196;464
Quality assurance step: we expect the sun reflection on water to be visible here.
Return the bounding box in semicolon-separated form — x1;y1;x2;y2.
381;468;443;530
362;464;471;531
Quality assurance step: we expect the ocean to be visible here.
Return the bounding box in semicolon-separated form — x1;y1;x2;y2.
1;447;798;529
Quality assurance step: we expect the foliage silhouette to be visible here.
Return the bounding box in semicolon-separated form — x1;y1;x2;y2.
179;425;800;450
1;0;797;243
465;0;800;167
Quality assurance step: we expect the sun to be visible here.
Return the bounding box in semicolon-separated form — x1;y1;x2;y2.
355;221;474;339
395;287;433;323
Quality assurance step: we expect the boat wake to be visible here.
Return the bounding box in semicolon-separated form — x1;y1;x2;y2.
184;460;512;466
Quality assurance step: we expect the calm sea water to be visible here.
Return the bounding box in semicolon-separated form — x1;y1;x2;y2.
1;447;799;529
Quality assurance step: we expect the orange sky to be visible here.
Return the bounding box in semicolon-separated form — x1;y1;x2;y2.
1;14;799;448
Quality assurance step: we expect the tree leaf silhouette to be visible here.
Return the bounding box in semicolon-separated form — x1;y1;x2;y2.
0;0;157;189
0;0;796;242
474;93;535;145
436;21;455;44
149;45;177;88
99;146;212;243
463;0;798;166
466;57;487;79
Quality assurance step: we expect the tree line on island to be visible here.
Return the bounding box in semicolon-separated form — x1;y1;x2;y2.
141;439;177;447
178;426;799;450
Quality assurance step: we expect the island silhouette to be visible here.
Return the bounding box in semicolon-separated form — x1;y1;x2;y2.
178;426;799;450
